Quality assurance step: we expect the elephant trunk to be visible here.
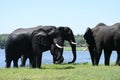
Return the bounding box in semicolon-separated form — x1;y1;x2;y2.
68;39;77;63
54;56;64;64
55;48;63;62
52;39;64;62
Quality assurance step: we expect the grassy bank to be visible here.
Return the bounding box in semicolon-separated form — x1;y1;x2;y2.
64;47;87;51
0;63;120;80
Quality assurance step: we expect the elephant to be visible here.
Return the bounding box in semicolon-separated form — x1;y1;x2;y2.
20;26;64;67
5;26;39;68
31;26;76;68
5;26;63;68
21;26;77;67
84;22;120;66
52;26;77;64
5;26;76;68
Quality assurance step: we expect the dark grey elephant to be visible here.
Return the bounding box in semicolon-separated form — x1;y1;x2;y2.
31;26;76;68
84;23;120;66
55;27;77;64
5;26;76;68
5;26;62;68
21;26;77;67
5;26;39;68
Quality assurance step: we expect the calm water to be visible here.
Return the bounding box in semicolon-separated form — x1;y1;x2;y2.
0;49;117;68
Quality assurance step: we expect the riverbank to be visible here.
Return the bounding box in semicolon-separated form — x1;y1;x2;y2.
0;63;119;80
64;47;87;51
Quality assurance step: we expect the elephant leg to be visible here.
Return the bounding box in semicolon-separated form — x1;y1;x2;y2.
115;50;120;66
6;59;12;68
94;45;102;65
50;47;57;63
13;58;19;68
95;53;102;65
88;46;95;65
29;56;33;66
20;55;27;67
32;53;42;68
104;50;112;66
32;56;36;68
36;53;42;68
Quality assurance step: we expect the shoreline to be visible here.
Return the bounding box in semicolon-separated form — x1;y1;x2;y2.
64;47;88;51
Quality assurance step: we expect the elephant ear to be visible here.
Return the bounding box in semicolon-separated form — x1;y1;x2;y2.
84;27;95;46
47;27;57;37
32;29;51;47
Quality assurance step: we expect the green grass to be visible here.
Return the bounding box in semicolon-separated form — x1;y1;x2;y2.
0;63;120;80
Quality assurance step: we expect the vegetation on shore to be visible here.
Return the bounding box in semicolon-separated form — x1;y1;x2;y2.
64;47;87;51
0;63;120;80
0;34;86;49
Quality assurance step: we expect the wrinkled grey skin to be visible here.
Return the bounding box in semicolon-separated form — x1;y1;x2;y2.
22;27;77;68
5;26;63;68
5;26;40;68
84;23;120;66
5;26;76;68
31;26;76;68
54;27;77;64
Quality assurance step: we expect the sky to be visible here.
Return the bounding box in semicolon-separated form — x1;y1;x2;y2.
0;0;120;35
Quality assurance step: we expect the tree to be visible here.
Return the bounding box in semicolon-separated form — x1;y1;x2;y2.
0;34;8;49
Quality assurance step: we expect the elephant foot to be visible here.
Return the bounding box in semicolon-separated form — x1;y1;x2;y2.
31;65;41;68
68;62;73;64
114;63;120;66
68;60;75;64
6;66;10;68
20;64;25;67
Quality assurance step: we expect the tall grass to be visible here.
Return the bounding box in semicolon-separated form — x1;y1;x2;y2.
0;63;120;80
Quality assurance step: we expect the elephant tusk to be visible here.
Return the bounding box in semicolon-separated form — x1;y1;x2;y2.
71;41;77;45
55;44;64;48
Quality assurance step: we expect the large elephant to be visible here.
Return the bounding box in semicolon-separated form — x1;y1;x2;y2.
50;26;77;64
31;26;76;68
5;26;39;68
5;26;76;68
84;23;120;66
5;26;62;68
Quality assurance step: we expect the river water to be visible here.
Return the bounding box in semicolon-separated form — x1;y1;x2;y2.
0;49;117;68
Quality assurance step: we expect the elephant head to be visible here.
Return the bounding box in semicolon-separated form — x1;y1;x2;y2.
52;27;77;63
84;27;96;65
84;27;95;46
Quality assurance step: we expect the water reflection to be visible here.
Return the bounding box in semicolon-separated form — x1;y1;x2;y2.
0;49;117;68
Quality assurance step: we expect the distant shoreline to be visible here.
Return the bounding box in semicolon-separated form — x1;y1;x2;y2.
0;47;88;51
64;47;88;51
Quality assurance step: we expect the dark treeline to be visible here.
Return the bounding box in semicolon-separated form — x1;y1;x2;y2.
0;34;8;49
0;34;86;49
